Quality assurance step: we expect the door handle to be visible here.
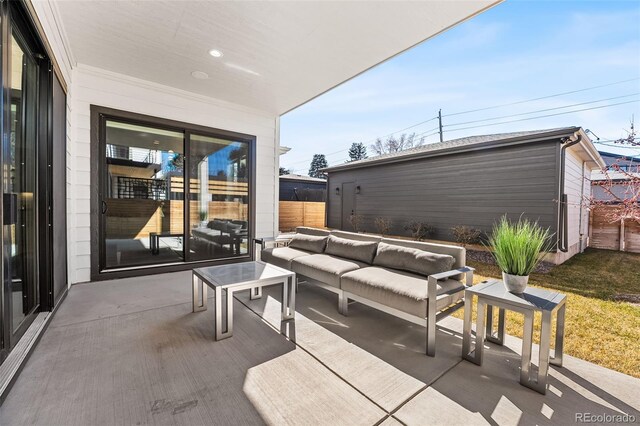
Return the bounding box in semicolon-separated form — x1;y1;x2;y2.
101;201;108;214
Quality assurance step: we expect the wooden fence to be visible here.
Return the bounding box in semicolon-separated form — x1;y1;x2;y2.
589;206;640;253
279;201;325;232
106;199;247;239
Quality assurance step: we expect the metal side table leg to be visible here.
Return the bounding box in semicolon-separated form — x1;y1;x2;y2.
472;300;487;365
288;275;296;319
281;276;295;320
250;286;263;300
520;311;536;390
487;306;505;345
215;287;233;341
462;293;476;363
551;304;565;367
192;275;207;312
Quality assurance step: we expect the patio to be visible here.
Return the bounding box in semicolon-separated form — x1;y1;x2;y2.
2;271;638;425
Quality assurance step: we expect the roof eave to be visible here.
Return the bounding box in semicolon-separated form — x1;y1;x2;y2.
323;127;581;173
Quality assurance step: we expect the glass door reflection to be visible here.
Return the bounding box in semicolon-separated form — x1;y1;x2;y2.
6;32;39;335
188;134;249;261
102;121;184;268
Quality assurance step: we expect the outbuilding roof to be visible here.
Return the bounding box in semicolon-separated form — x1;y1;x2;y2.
323;127;588;172
279;173;327;183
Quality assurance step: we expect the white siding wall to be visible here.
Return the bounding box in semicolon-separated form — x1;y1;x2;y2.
30;1;280;285
68;66;278;283
561;145;590;261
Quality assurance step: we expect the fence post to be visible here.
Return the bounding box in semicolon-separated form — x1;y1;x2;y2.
620;218;625;252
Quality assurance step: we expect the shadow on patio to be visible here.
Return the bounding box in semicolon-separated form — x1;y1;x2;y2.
1;271;638;425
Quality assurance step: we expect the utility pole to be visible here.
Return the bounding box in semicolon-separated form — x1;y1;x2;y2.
438;109;443;142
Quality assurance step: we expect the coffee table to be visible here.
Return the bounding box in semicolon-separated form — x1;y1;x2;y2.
192;261;296;341
461;279;566;394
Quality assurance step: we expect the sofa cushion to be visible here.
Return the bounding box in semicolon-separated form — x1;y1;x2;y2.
207;220;226;231
341;266;464;317
296;227;331;236
291;254;366;288
325;235;378;264
373;242;455;277
288;234;328;253
261;247;312;269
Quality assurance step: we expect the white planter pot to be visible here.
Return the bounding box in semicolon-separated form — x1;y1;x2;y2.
502;272;529;294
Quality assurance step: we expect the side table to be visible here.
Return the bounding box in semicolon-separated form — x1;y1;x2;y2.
462;279;566;394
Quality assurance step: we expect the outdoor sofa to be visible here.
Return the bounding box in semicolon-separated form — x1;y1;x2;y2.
192;219;248;254
257;227;474;356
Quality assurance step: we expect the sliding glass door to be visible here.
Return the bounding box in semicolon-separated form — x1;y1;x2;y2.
188;134;249;261
102;120;184;269
3;19;42;347
94;108;254;276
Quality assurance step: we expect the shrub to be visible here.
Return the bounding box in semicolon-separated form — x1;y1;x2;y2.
451;225;482;247
404;221;435;241
374;217;392;236
487;215;553;276
348;214;365;232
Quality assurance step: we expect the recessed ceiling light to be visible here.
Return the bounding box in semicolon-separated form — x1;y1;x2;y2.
191;71;209;80
208;49;223;58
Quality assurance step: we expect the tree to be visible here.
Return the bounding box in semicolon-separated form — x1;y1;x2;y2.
586;119;639;223
370;132;425;156
308;154;328;179
348;142;368;162
279;167;290;175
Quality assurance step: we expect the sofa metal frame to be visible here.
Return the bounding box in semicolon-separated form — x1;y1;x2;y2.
255;236;474;356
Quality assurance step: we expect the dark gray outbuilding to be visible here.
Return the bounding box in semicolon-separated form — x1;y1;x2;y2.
323;127;604;263
279;174;327;202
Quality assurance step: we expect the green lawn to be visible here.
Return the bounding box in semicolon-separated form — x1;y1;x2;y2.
454;248;640;378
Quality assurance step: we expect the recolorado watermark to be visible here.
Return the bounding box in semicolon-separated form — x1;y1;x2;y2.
576;412;636;423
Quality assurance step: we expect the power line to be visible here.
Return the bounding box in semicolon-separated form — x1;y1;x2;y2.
282;78;640;170
284;120;439;166
442;99;640;134
443;93;639;129
443;77;640;118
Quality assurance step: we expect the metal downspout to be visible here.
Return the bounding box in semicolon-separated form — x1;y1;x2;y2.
558;134;582;252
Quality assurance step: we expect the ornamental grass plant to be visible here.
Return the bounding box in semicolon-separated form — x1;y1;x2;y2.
488;215;553;276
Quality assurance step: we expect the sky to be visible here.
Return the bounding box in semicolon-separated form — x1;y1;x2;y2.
280;0;640;175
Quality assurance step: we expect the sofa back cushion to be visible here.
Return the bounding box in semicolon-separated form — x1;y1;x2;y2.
325;235;378;264
380;237;465;270
296;227;331;237
330;230;381;243
207;219;227;231
289;234;328;253
373;242;455;277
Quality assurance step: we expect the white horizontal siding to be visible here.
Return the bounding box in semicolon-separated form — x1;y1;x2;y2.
564;146;589;250
65;66;278;283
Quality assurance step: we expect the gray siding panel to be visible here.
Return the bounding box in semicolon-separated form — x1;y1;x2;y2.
326;140;559;241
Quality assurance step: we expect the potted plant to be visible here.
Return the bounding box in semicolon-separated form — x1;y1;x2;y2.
487;215;552;293
199;210;208;227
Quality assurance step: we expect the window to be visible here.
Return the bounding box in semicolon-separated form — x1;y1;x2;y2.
93;108;255;277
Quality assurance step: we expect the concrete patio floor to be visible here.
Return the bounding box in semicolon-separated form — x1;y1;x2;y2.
1;271;638;425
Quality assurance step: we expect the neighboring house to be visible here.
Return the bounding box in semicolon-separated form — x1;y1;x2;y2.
279;174;327;202
324;127;605;264
589;151;640;253
591;151;640;202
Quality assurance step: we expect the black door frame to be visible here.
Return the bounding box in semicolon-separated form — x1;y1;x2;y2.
0;0;56;360
90;105;257;281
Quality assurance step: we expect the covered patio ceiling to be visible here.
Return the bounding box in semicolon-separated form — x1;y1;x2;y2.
54;0;501;114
